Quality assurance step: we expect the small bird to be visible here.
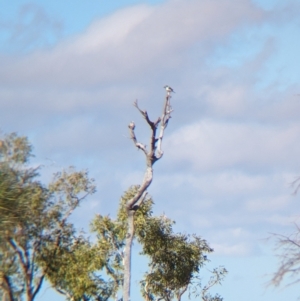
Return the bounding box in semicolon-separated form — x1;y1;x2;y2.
128;121;135;130
164;85;175;94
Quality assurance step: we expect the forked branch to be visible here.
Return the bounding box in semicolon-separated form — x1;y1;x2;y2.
128;94;173;167
123;89;174;301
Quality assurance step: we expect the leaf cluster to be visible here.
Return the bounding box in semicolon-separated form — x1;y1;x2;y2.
189;267;227;301
139;216;213;301
116;185;154;237
0;132;33;165
0;133;99;301
93;186;222;301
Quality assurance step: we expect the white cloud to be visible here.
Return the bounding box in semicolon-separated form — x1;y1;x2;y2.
165;119;300;173
245;195;292;212
0;0;264;88
211;242;254;256
154;171;271;200
118;170;145;190
71;5;154;55
264;214;300;227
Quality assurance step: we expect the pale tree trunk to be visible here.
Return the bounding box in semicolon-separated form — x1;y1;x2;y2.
123;91;173;301
1;275;15;301
123;211;134;300
6;235;50;301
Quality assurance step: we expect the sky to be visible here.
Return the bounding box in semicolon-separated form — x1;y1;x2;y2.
1;0;300;300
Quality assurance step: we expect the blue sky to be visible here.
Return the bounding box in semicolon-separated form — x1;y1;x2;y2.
1;0;300;300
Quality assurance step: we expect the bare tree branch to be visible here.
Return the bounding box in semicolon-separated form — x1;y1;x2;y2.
133;100;160;130
123;90;173;301
31;275;45;301
1;275;15;301
8;238;34;300
134;191;148;209
128;119;148;155
8;238;27;279
177;285;188;301
270;228;300;288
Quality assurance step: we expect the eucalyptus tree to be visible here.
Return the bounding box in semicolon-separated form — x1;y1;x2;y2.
0;133;100;301
93;185;227;301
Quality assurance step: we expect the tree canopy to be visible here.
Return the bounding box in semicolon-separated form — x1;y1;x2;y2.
0;133;98;301
93;185;227;301
0;132;226;301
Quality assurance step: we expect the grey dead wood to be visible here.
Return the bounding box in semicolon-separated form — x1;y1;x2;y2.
123;92;173;301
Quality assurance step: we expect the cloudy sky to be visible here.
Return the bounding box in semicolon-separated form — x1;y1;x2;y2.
1;0;300;300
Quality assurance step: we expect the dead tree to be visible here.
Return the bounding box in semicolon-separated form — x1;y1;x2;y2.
271;224;300;288
123;88;173;301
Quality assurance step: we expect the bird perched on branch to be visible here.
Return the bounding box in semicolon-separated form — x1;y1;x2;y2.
164;85;175;94
128;121;135;130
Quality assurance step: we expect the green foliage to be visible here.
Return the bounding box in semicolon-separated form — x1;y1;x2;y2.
93;186;225;301
0;134;47;301
38;167;121;301
0;133;103;301
116;185;154;236
0;134;226;301
190;266;227;301
43;237;117;301
0;134;39;231
138;216;213;301
0;132;33;164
